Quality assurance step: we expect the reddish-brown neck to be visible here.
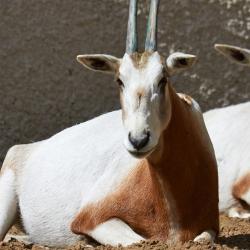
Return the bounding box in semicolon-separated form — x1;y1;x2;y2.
147;84;219;240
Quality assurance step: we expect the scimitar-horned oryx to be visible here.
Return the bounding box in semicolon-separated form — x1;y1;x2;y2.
205;44;250;219
0;0;219;247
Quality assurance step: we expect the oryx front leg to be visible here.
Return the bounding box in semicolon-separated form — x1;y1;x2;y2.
194;230;215;244
88;218;144;246
228;206;250;219
0;169;17;241
73;218;144;247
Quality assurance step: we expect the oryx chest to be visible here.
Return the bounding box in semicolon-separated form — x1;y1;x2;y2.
72;162;170;240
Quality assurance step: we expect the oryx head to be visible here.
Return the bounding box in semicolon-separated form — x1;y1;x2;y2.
77;0;197;158
215;44;250;66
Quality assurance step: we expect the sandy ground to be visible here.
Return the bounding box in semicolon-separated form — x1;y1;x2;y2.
1;215;250;250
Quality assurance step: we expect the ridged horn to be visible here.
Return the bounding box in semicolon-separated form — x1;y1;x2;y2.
126;0;138;54
145;0;160;52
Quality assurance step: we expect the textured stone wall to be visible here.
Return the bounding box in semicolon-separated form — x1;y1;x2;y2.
0;0;250;162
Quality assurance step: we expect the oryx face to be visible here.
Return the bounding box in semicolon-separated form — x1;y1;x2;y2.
77;0;197;158
118;52;169;157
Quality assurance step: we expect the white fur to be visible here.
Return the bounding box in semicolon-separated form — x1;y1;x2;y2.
0;112;130;246
166;52;197;75
0;169;17;240
204;102;250;211
193;230;215;244
241;189;250;204
120;52;166;153
14;110;142;247
210;44;250;217
87;218;144;246
227;207;250;219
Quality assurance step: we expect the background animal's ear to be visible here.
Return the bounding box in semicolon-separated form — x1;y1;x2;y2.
77;54;121;74
215;44;250;66
166;52;197;75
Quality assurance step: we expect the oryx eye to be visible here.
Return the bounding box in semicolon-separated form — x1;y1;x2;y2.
116;79;124;88
158;77;167;90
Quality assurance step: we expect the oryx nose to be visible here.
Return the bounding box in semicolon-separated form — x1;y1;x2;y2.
128;131;150;150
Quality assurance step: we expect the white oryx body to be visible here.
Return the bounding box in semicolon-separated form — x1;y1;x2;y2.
13;111;137;246
205;102;250;212
0;0;219;247
5;96;249;246
2;100;217;247
204;44;250;218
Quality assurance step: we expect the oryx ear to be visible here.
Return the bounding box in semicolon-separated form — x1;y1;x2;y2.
214;44;250;66
77;54;121;74
166;52;197;75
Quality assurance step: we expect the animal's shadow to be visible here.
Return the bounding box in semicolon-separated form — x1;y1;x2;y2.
217;234;250;249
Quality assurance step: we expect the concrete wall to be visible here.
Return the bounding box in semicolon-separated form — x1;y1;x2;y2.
0;0;249;162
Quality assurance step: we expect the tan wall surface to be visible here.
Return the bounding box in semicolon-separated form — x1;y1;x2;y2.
0;0;250;162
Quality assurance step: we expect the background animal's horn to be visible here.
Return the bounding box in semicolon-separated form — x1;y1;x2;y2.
126;0;138;54
145;0;160;52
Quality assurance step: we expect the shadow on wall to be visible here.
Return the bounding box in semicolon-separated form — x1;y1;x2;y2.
0;0;249;162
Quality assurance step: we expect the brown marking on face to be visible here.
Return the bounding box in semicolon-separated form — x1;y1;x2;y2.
177;93;193;106
232;173;250;200
130;52;154;69
136;87;146;109
71;84;219;243
136;88;145;98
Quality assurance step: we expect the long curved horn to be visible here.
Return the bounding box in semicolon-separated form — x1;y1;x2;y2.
126;0;138;54
145;0;160;52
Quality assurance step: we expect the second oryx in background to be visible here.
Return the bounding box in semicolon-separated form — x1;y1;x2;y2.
205;44;250;218
0;0;219;247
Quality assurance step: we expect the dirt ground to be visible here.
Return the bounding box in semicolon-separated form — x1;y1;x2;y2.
1;215;250;250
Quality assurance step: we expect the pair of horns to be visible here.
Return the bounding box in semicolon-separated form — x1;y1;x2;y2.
126;0;160;54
